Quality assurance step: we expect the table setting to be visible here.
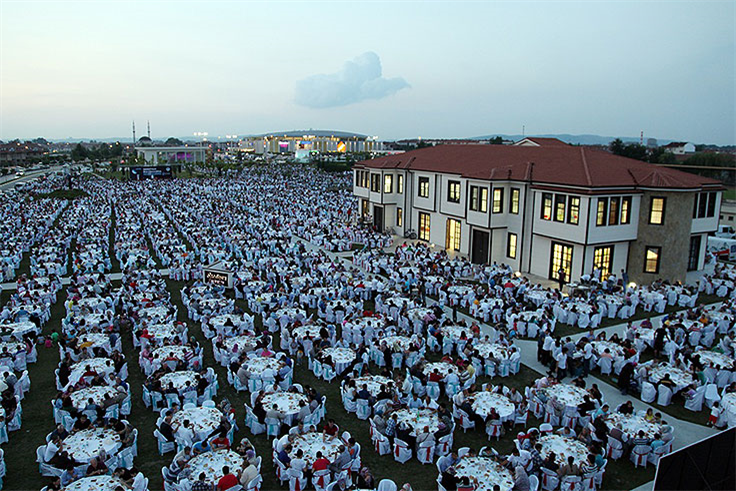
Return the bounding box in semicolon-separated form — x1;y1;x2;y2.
453;456;514;491
70;386;124;411
62;427;121;463
172;406;223;442
606;412;663;440
182;449;244;487
159;370;200;393
394;408;440;436
289;431;343;463
424;361;458;379
320;347;356;374
538;384;589;408
352;375;395;397
62;475;131;491
538;434;589;467
470;391;515;421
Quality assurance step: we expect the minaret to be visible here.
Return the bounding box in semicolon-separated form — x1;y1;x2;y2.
147;120;151;138
132;121;136;144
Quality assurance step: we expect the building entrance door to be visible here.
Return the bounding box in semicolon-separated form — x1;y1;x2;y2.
471;229;490;264
373;205;384;232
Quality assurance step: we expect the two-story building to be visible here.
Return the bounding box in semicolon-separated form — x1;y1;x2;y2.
353;138;723;284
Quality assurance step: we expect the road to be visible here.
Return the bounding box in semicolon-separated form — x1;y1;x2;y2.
0;166;66;192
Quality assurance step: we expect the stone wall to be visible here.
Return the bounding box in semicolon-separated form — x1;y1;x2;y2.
628;190;694;284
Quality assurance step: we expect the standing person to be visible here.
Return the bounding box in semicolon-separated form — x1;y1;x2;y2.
557;267;566;291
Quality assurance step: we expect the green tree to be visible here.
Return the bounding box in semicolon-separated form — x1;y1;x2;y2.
489;136;504;145
70;143;88;161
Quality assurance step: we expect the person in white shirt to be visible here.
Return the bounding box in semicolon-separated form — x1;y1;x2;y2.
290;448;307;473
44;437;60;462
175;420;195;447
556;348;568;380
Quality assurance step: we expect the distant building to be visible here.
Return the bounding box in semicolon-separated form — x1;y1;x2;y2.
354;139;723;284
663;142;696;155
720;200;736;226
135;146;207;164
0;141;45;165
237;130;383;155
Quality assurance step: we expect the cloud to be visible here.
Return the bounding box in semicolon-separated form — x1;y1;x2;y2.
295;52;409;108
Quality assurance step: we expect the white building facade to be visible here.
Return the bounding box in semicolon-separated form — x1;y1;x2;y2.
353;140;722;284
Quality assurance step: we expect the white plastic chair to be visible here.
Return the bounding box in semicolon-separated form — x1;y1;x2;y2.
640;382;657;403
377;479;397;491
418;440;435;464
657;385;673;406
393;438;412;463
630;445;650;468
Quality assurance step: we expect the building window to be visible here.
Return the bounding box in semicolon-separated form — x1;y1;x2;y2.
644;246;661;273
397;175;403;194
554;194;566;222
418;177;430;198
541;193;553;220
492;188;504;213
507;233;517;259
707;192;717;217
419;212;430;241
688;236;701;271
593;246;614;279
596;198;608;226
510;188;520;214
447;180;461;203
384;175;393;194
370;174;380;193
649;197;666;225
446;219;461;251
620;197;631;224
567;196;580;225
608;197;620;226
695;192;717;219
550;242;574;283
469;186;488;212
361;171;369;188
396;208;403;227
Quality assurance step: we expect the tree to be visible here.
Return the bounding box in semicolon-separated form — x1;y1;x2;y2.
489;136;504;145
165;137;183;146
609;138;625;156
70;143;88;161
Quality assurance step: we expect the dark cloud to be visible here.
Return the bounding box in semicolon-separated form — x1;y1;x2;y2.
295;52;409;108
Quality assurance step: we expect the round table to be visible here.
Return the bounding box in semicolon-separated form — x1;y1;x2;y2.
222;335;258;355
153;345;194;363
184;449;244;485
243;356;283;377
474;342;510;361
648;363;694;392
159;371;200;392
144;323;185;344
394;408;440;436
538;384;589;408
538;434;589;467
70;386;123;411
289;432;343;463
68;357;117;386
695;351;734;370
353;375;395;397
292;324;324;340
441;325;475;342
423;361;458;379
321;347;356;374
470;392;515;421
62;428;121;463
172;406;223;441
261;391;309;422
453;456;514;491
377;335;416;352
591;341;625;358
62;475;130;491
606;412;664;440
77;333;114;353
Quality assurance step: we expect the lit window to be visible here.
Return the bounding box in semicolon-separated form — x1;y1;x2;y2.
621;197;631;224
510;188;520;214
419;212;430;241
596;198;607;226
418;177;430;198
507;233;517;259
470;186;479;211
608;197;620;226
384;175;393;194
396;208;403;227
644;246;661;273
541;193;552;220
567;196;580;225
397;175;404;194
370;174;380;193
447;181;461;203
554;195;566;222
492;188;504;213
649;197;666;225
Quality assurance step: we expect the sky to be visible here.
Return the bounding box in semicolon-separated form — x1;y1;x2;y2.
1;0;734;144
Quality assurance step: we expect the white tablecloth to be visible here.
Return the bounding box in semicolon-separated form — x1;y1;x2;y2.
538;434;588;467
172;406;223;442
184;449;244;485
454;456;514;491
470;392;515;420
606;413;663;440
62;475;130;491
290;432;343;464
63;428;121;463
394;408;440;436
70;386;122;411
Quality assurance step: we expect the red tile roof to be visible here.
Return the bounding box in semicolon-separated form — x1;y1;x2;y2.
356;145;721;191
513;137;570;147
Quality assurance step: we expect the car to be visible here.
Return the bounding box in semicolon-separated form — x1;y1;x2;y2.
15;170;25;177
